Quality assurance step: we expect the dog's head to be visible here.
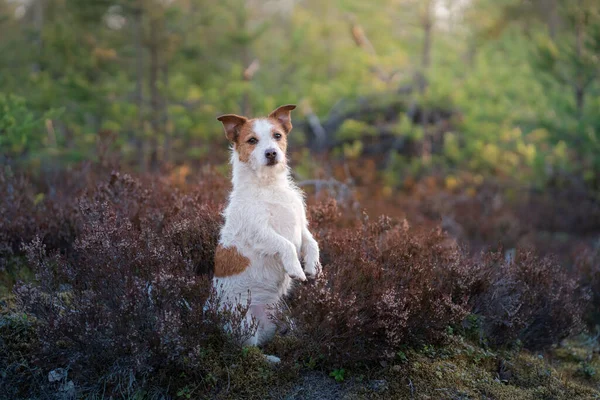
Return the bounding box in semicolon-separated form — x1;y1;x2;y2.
217;105;296;174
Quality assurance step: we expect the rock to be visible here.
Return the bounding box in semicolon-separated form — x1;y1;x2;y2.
265;354;281;364
48;368;67;383
369;379;388;392
60;380;76;399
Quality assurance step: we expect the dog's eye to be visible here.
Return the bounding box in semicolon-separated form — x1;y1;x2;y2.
247;138;258;145
273;133;282;140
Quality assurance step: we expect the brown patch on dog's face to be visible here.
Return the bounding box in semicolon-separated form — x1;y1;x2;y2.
214;245;250;277
216;114;255;163
234;122;257;163
268;118;288;154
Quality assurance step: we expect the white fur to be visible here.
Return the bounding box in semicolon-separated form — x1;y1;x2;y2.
214;119;321;346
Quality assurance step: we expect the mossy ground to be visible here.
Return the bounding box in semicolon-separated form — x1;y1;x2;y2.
379;336;600;400
0;256;31;301
267;334;600;400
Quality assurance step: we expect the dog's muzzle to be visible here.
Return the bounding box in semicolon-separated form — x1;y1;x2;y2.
265;148;278;166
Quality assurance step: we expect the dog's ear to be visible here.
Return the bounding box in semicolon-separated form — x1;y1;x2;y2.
268;104;296;134
217;114;248;143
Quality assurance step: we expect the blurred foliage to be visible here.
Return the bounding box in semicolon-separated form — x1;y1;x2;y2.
0;94;62;164
0;0;598;191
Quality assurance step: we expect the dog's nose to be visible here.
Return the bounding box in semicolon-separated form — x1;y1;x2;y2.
265;149;277;160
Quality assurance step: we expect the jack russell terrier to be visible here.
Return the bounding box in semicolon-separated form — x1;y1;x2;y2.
214;104;321;349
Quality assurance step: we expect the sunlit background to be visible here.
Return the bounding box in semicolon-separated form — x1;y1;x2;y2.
1;0;598;178
1;0;599;247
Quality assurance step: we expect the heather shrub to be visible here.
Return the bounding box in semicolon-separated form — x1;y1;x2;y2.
273;201;587;367
575;243;600;329
521;184;600;235
0;167;230;273
0;312;43;399
3;172;266;398
0;171;79;270
414;177;600;263
417;180;526;251
0;170;593;396
470;250;587;350
277;205;477;366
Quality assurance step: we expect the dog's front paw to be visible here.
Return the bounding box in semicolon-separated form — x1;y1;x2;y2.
304;258;322;279
287;258;307;281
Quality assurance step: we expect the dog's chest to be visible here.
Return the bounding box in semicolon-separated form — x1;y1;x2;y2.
265;192;303;246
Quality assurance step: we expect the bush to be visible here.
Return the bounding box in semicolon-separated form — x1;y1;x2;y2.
470;250;587;350
3;172;262;398
0;312;43;400
0;93;63;163
279;207;474;366
0;171;79;271
276;202;587;366
575;243;600;329
0;169;592;397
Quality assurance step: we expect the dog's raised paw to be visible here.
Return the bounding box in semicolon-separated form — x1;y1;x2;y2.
286;258;307;281
304;260;322;279
289;270;307;281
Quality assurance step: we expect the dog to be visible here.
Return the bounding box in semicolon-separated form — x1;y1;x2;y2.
213;104;321;350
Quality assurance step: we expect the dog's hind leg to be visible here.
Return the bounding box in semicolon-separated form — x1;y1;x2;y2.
241;311;259;347
249;304;277;345
247;304;281;363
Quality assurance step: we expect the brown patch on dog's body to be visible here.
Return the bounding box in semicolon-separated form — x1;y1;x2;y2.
214;244;250;277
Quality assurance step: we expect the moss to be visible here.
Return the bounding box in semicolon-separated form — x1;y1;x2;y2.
333;337;600;400
551;336;600;388
0;312;44;399
0;256;32;301
217;347;292;399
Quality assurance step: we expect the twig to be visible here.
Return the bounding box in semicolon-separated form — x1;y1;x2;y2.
243;59;260;81
225;366;231;393
347;15;400;84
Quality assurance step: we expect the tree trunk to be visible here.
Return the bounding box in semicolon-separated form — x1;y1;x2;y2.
574;3;585;120
239;6;252;116
419;0;434;163
132;4;146;171
162;60;170;164
419;0;434;93
241;46;252;116
148;17;161;172
465;37;477;67
31;0;44;73
575;86;585;119
546;0;559;39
